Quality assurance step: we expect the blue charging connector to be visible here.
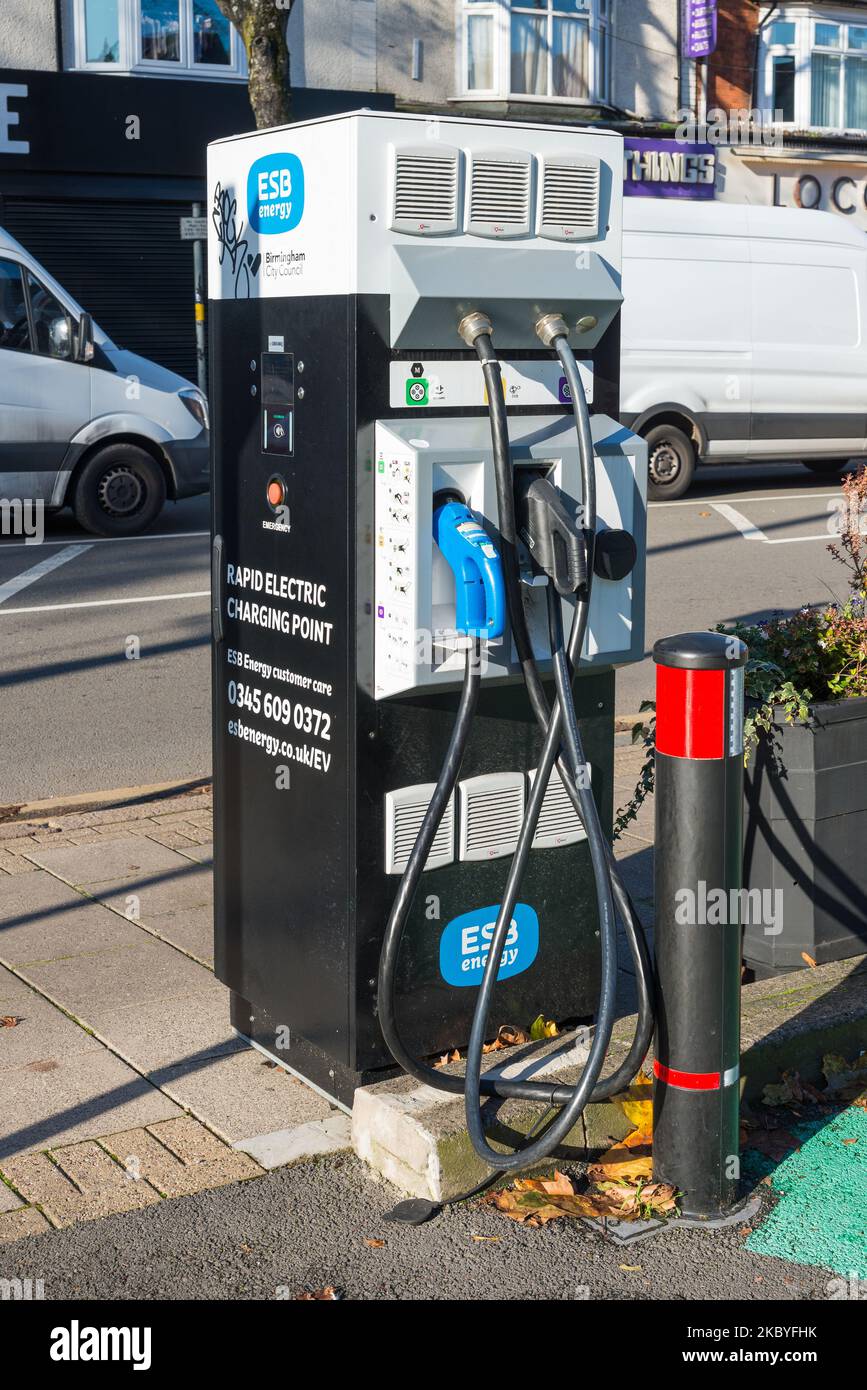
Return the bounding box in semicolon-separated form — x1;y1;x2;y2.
433;497;506;640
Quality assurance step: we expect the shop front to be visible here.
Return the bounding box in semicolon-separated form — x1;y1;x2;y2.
0;71;391;382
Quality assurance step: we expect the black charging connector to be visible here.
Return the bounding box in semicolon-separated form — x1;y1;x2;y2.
513;470;588;597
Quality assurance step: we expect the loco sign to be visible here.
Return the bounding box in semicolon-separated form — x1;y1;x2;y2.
247;153;305;234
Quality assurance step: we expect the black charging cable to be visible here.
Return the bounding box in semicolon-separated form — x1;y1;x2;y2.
376;314;654;1174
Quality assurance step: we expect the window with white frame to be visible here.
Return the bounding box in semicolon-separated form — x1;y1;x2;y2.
761;7;867;131
73;0;247;78
462;0;610;103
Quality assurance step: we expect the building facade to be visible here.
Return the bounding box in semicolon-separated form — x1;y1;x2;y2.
710;0;867;230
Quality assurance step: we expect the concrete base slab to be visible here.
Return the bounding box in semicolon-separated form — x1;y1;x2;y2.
352;1033;637;1203
353;955;867;1201
234;1112;352;1169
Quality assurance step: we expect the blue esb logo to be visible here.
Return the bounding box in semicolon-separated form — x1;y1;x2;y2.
439;902;539;987
247;153;304;234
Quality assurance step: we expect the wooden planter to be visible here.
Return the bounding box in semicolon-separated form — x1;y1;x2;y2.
742;694;867;974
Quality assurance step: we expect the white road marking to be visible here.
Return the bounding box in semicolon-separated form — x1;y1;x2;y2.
712;503;836;545
0;543;93;607
712;504;767;541
0;529;208;552
0;589;209;617
650;490;842;509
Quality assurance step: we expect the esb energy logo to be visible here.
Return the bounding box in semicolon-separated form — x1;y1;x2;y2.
439;903;539;986
247;153;304;234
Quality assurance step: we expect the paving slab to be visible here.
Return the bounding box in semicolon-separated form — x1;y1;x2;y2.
87;867;213;963
2;1143;162;1228
0;1207;52;1242
94;985;243;1073
0;966;180;1160
0;871;151;968
23;837;192;888
101;1119;261;1198
18;933;213;1021
152;1048;333;1144
0;1182;24;1212
233;1112;352;1170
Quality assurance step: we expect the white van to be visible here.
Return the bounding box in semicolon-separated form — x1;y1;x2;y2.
620;201;867;499
0;228;209;535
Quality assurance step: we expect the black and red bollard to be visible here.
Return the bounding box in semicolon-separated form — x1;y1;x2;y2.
652;632;749;1218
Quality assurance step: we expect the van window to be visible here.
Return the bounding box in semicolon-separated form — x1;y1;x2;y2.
0;260;31;353
26;273;73;360
752;262;860;348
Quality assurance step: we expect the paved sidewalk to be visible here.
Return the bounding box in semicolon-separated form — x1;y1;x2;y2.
0;787;346;1241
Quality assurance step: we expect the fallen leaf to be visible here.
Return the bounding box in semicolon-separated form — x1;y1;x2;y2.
801;952;818;968
434;1049;461;1069
364;1238;385;1248
240;1243;253;1254
587;1132;652;1186
0;1016;21;1028
698;510;711;517
529;1014;559;1041
295;1286;341;1301
610;1077;653;1138
482;1024;529;1053
744;1128;800;1163
822;1051;867;1094
486;1169;677;1226
761;1071;804;1107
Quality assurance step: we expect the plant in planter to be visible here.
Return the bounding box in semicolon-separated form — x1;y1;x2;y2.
617;465;867;974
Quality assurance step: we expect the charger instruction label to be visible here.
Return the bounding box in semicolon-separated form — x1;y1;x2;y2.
223;562;337;776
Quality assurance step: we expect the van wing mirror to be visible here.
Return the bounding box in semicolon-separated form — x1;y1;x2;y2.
76;312;94;364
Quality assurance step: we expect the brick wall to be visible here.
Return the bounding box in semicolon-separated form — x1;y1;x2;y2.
708;0;760;112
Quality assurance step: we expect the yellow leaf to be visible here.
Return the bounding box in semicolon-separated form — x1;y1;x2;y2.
529;1014;559;1041
611;1077;653;1138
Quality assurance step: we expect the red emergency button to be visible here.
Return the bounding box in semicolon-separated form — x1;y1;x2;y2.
267;477;285;509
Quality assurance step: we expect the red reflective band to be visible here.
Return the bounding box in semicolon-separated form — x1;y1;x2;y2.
654;1058;721;1090
655;665;726;760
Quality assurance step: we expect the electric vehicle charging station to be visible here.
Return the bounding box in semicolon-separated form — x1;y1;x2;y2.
208;111;650;1151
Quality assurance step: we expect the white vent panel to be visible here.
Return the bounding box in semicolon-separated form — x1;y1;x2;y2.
467;149;533;238
538;156;600;241
529;765;591;849
385;784;455;875
458;772;525;862
391;145;460;235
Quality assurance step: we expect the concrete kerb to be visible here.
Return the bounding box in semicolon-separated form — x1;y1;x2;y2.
352;955;867;1201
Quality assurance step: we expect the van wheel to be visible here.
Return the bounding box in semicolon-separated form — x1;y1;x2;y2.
645;425;696;501
801;459;846;475
73;445;167;537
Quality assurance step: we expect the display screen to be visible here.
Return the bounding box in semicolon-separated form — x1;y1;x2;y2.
261;351;294;455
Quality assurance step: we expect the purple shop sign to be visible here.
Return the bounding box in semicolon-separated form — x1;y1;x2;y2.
624;138;716;201
682;0;717;60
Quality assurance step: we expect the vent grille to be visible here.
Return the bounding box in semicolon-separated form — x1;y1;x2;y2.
385;785;455;875
539;157;600;241
467;150;532;238
391;145;460;235
458;773;525;862
529;765;591;849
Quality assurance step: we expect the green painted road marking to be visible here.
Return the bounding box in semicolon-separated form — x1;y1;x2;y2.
746;1104;867;1278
